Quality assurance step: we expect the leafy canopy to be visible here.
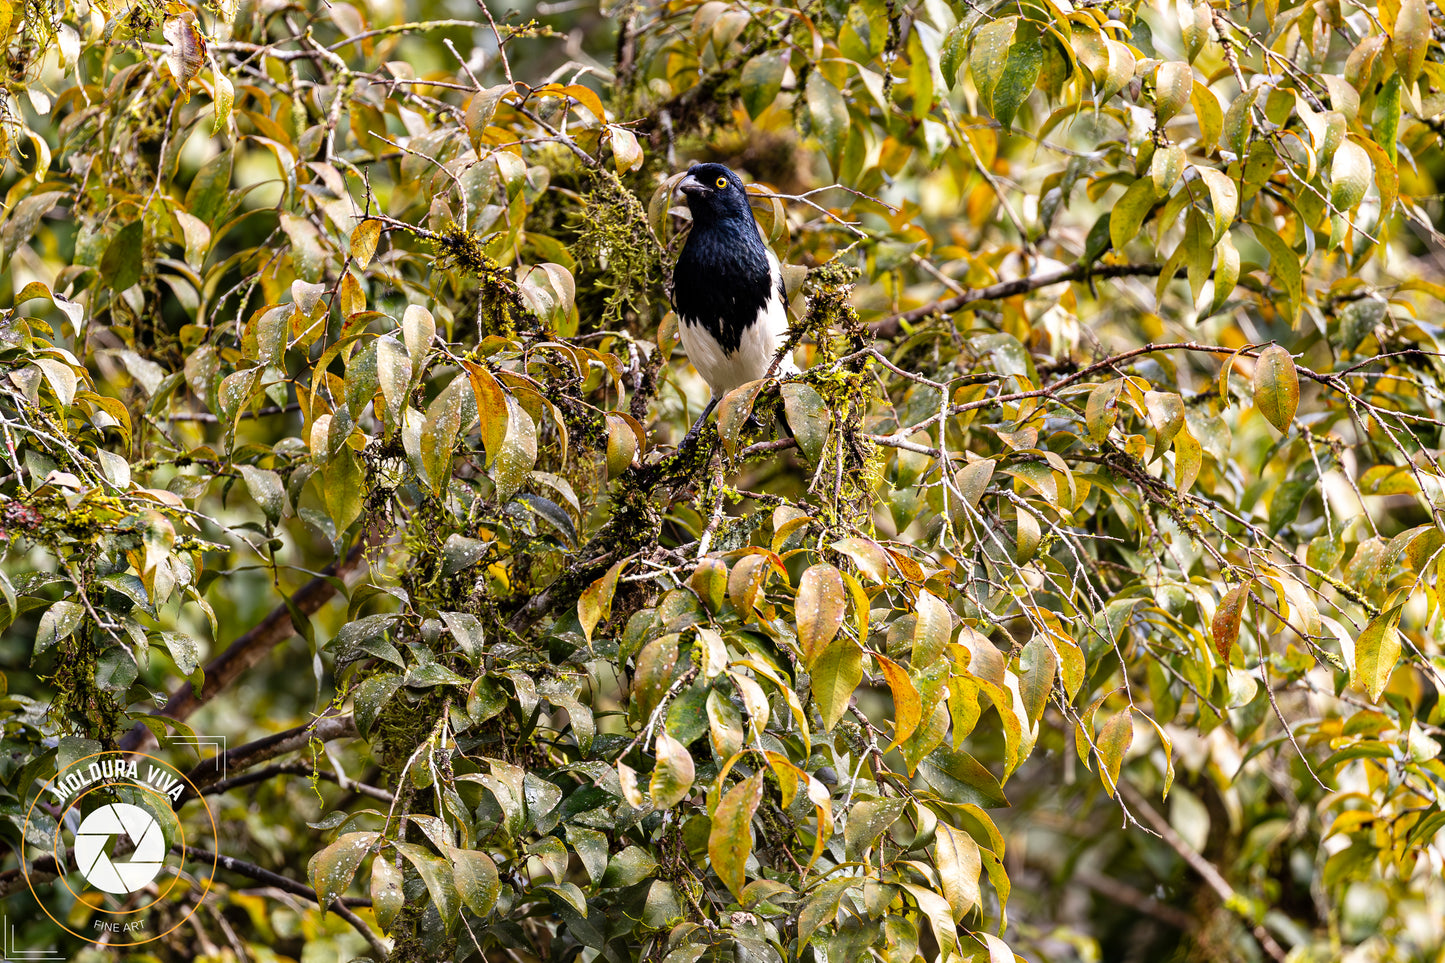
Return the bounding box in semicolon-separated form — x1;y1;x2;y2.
1;0;1444;960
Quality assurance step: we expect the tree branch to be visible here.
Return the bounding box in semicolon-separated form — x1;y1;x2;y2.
181;713;360;796
180;846;389;959
870;262;1165;339
200;760;394;804
1118;782;1289;962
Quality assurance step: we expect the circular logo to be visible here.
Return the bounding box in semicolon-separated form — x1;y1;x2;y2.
73;802;166;894
20;751;218;947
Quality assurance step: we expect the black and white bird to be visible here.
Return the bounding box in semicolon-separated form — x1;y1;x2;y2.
671;163;797;443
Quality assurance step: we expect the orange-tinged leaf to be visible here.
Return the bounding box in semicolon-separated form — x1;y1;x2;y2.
955;459;994;510
351;218;381;267
717;380;764;457
708;770;764;899
1097;710;1133;796
608;126;644;173
1212;583;1250;659
463;362;509;468
1252;344;1299;433
578;556;628;644
874;652;922;749
1173;427;1202;494
797;563;846;667
689;557;728;615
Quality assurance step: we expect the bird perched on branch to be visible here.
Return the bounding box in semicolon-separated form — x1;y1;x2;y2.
671;163;797;445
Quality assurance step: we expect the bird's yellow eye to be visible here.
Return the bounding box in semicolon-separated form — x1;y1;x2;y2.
715;176;728;189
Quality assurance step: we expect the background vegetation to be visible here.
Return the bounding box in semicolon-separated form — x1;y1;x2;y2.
0;0;1443;959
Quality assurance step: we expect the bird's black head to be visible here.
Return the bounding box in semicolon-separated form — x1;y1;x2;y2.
676;163;754;226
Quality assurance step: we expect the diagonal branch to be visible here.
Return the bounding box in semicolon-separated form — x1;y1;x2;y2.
1118;782;1289;962
180;846;388;958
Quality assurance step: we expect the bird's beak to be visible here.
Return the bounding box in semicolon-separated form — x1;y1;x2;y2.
677;173;708;197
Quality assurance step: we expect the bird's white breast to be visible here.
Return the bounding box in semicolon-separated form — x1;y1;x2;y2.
678;248;793;397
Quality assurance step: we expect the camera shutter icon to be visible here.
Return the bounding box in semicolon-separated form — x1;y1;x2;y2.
73;803;166;894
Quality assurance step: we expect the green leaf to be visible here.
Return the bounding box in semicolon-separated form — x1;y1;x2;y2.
449;846;500;917
1252;344;1300;433
308;831;379;911
1209;230;1240;316
811;638;863;730
741;51;787;120
237;464;285;524
708;770;764;899
1110;179;1156;252
1086;378;1121;444
492;394;537;502
912;589;951;669
1253;224;1302;323
632;633;680;725
1223;87;1258;157
805;71;848;167
100;221;144;293
717;380;763;458
35;599;84;655
992;35;1043;129
941;22;969;88
1144;390;1185;463
1195;167;1237;244
1354;605;1404;702
970;17;1019;111
781;383;830;463
1393;0;1429;87
393;841;459;928
370;851;405;933
844;796;906;860
1018;637;1056;727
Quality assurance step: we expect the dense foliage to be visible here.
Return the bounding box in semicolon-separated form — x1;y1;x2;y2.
1;0;1444;959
